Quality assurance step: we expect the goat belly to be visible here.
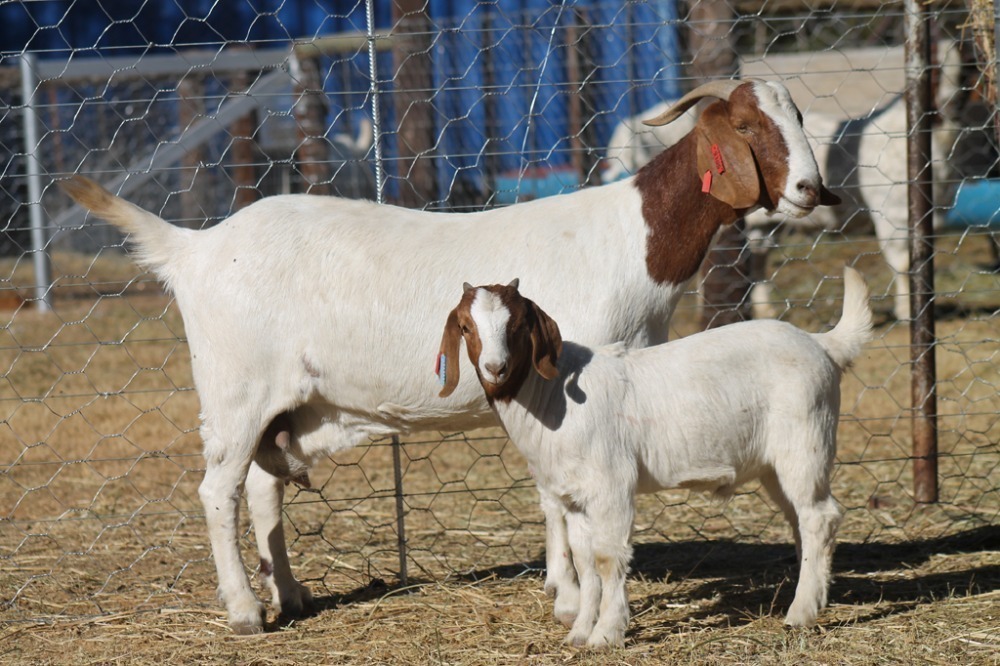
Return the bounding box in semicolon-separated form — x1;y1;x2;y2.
635;459;738;496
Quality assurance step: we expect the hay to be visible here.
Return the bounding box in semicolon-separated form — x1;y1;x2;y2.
1;218;998;662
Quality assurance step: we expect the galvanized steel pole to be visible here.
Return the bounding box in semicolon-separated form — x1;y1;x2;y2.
367;0;408;584
904;0;938;503
19;53;51;312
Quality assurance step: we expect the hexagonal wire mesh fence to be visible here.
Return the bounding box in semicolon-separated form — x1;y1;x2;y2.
0;0;998;626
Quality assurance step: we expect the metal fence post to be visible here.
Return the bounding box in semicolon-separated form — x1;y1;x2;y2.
19;53;51;312
367;0;407;585
904;0;938;504
390;435;408;585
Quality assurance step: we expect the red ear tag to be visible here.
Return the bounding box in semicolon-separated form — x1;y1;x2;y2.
711;143;725;174
702;170;713;193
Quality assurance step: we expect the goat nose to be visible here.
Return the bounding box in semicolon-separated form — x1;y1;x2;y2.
796;180;819;205
485;361;507;379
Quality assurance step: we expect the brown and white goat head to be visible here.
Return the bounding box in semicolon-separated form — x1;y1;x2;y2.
437;279;562;402
645;79;840;216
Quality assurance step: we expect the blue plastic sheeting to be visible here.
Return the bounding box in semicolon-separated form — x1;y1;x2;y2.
0;1;389;55
946;179;1000;229
3;0;682;206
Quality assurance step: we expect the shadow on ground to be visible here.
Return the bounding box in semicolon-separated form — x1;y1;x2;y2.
284;524;999;634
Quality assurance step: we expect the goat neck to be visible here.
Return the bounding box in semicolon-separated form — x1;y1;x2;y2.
634;131;738;285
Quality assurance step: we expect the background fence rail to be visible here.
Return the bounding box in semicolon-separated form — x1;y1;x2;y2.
0;0;998;628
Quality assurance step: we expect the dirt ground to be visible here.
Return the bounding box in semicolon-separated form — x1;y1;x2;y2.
1;230;999;664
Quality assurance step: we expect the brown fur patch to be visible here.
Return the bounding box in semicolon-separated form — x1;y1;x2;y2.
595;555;614;580
635;132;737;285
635;85;801;286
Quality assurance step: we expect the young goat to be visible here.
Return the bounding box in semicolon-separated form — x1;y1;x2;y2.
438;269;872;648
59;78;838;634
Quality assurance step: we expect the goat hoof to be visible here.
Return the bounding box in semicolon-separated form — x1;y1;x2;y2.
228;600;267;634
587;626;625;649
784;604;818;628
553;589;580;628
555;609;578;629
564;630;589;647
284;583;314;617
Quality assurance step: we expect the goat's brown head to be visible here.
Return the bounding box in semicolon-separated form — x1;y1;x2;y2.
644;79;840;216
437;279;562;403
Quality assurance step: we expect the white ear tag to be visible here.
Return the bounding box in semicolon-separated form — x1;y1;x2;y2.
435;353;447;386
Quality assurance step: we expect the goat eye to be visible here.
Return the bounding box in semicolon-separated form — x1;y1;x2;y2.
736;124;750;134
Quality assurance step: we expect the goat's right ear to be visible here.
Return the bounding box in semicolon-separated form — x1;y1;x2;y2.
437;308;462;398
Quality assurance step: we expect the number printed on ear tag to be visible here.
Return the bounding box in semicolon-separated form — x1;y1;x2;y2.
711;143;725;174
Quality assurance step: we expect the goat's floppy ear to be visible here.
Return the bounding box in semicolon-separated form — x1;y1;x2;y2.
696;101;760;211
528;300;562;381
437;308;462;398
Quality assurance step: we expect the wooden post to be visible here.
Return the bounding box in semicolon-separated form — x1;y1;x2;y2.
566;8;601;188
293;52;331;195
178;75;206;228
687;0;752;328
229;68;261;211
391;0;436;208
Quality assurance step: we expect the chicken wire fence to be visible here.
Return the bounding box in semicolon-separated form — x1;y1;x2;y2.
0;0;998;621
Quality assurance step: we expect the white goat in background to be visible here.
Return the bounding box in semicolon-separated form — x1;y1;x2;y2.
439;269;872;647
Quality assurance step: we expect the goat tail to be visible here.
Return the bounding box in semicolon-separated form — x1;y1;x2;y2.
58;176;191;281
814;266;874;370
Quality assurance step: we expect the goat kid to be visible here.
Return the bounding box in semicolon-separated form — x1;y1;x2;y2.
59;78;837;634
439;270;872;647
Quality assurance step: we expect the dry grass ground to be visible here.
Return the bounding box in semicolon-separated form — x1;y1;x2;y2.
1;228;998;664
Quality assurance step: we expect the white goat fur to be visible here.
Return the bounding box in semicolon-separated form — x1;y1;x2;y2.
445;268;872;647
58;79;832;634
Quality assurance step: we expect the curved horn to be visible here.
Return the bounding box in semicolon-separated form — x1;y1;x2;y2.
642;79;749;127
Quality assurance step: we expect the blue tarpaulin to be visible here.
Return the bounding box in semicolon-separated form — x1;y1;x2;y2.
2;0;682;205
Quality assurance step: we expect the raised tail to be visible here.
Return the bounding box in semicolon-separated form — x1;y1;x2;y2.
58;176;191;282
814;267;874;370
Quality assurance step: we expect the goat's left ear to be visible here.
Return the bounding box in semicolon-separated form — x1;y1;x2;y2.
437;308;462;398
696;101;760;211
528;300;562;381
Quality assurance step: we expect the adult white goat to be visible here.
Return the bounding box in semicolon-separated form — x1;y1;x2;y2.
438;269;872;647
59;78;837;634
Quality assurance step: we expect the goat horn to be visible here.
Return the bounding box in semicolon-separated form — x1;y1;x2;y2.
642;79;749;127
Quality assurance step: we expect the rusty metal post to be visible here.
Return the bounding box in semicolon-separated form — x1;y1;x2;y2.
904;0;938;504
